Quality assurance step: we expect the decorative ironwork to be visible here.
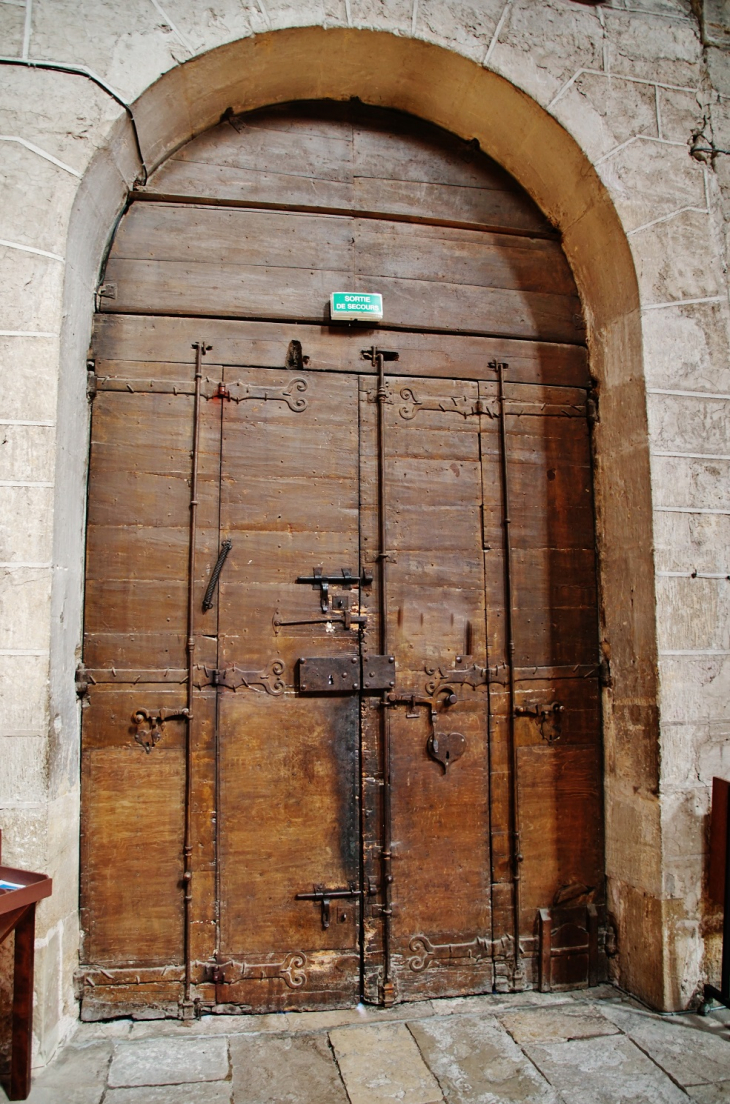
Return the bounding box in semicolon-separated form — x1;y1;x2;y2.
221;376;308;411
242;952;308;989
424;660;489;699
199;660;286;695
131;707;190;753
399;388;498;421
407;934;493;972
427;731;466;772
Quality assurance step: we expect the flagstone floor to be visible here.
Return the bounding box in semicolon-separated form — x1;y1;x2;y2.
4;985;730;1103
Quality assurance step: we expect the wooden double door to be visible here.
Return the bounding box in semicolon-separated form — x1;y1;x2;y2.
79;101;605;1018
80;319;604;1017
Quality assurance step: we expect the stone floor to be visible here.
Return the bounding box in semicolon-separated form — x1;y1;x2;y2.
4;985;730;1103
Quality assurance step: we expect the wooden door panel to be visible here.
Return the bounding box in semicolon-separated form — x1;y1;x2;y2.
215;367;361;1010
102;205;583;344
80;348;223;1017
94;314;589;388
478;375;602;990
359;373;493;1002
80;689;187;968
144;103;553;235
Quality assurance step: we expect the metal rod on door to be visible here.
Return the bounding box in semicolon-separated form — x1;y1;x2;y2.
183;340;210;1016
497;361;525;990
375;346;395;1007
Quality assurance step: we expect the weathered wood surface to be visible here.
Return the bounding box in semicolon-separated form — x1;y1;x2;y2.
102;206;581;343
94;315;589;387
81;101;601;1016
215;369;362;1011
142;102;554;236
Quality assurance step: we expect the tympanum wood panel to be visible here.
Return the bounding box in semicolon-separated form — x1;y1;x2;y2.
143;102;553;236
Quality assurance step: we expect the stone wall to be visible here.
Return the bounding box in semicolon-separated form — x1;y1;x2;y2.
0;0;728;1064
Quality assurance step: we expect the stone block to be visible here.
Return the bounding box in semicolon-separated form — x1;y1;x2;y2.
329;1022;443;1104
0;147;78;259
0;5;25;57
597;139;706;236
656;577;730;652
0;247;64;335
348;0;411;34
0;654;50;737
651;456;730;513
0;487;54;566
707;44;730;95
633;210;723;303
15;1039;112;1104
30;0;184;105
648;392;730;457
106;1085;232;1104
696;724;730;784
410;1013;560;1103
600;1004;730;1085
605;9;701;87
654;511;730;575
417;0;501;63
0;735;48;804
429;992;571;1016
499;1005;619;1044
0;65;123;176
659;87;706;144
0;567;52;652
108;1037;229;1088
121;0;255;57
0;336;59;424
701;0;730;49
0;425;56;484
524;1034;689;1102
659;655;730;724
688;1085;730;1103
642;300;730;393
489;0;604;103
552;72;658;164
604;789;662;896
229;1033;348;1104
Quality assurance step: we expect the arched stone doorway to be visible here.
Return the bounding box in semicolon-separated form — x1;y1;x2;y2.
78;101;606;1018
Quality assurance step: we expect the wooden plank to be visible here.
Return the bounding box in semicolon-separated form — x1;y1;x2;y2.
516;745;603;930
143;102;552;235
80;741;185;967
93;316;589;386
101;205;582;343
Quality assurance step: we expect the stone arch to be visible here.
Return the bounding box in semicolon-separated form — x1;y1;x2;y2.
60;27;661;1009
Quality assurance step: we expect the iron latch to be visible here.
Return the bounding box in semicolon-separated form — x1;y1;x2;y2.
295;883;359;929
514;701;564;743
296;567;362;612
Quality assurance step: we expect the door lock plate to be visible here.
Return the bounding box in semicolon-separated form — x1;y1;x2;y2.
298;656;361;692
297;655;397;693
362;654;396;691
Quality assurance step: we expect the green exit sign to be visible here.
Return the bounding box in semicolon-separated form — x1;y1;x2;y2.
330;292;384;322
